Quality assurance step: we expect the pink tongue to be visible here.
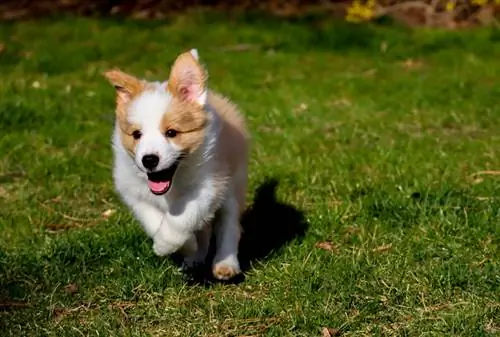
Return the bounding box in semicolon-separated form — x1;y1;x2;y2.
147;180;170;193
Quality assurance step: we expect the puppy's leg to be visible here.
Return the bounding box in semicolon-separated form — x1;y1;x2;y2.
153;183;215;257
212;196;241;280
178;234;198;258
183;223;212;269
130;201;165;238
129;201;197;256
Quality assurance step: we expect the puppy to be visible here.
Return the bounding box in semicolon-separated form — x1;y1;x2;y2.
103;49;249;280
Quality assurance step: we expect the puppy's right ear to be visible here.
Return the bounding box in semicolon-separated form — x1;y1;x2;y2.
103;69;144;107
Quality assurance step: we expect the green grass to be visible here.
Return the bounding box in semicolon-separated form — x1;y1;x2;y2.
1;11;499;336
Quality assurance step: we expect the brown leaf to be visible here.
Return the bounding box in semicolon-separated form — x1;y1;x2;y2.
315;241;337;253
0;43;5;54
400;58;424;70
363;68;377;76
50;196;62;203
53;307;69;323
64;283;79;295
343;226;360;238
372;243;392;253
322;327;341;337
0;186;9;198
293;102;309;115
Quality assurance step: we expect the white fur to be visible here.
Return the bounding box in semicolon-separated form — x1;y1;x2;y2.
111;71;244;278
128;84;183;172
190;48;199;60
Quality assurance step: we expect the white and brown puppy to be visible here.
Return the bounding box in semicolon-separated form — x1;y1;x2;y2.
103;49;249;280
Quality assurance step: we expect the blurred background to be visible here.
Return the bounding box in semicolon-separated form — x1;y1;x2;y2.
1;0;499;28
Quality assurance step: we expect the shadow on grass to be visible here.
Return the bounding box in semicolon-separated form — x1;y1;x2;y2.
0;178;307;300
239;178;308;269
184;177;308;285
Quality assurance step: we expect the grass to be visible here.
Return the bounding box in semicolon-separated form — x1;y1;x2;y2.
0;11;499;336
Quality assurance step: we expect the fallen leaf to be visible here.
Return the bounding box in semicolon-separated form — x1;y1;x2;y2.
293;102;309;114
322;327;341;337
315;241;337;253
53;307;70;323
0;186;9;198
102;209;116;219
372;243;392;253
109;301;135;319
400;58;424;70
344;226;360;235
363;68;377;76
484;319;500;334
64;283;79;295
48;196;62;203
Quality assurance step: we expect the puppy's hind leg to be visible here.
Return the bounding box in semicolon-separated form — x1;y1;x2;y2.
182;222;212;269
212;196;242;280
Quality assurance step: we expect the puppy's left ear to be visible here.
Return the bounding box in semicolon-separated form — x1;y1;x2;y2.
167;49;207;106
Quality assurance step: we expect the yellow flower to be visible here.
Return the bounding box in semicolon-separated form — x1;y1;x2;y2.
445;1;455;11
346;0;375;22
472;0;489;6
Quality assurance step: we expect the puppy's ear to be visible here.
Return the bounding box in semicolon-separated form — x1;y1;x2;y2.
167;49;207;106
103;69;144;108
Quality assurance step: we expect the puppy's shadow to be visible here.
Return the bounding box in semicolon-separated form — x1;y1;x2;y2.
186;178;308;285
238;178;308;270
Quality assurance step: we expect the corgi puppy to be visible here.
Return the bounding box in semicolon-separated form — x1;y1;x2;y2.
103;49;249;280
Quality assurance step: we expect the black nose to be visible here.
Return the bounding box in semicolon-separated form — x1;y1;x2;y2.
142;154;159;170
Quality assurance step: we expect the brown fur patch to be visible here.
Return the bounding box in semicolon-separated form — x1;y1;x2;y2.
117;121;141;157
161;99;208;155
163;50;210;155
103;69;148;156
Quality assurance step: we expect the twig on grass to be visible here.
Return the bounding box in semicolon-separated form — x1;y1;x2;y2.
0;301;32;310
39;202;96;223
471;170;500;176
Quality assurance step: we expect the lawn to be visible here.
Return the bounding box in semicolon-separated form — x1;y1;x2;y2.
0;11;499;336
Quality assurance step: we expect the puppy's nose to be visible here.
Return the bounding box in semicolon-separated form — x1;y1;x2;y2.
142;154;159;170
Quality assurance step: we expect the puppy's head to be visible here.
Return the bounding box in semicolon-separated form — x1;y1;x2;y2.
104;49;209;195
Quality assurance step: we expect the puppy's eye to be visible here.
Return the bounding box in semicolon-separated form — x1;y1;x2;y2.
165;129;178;138
132;130;142;140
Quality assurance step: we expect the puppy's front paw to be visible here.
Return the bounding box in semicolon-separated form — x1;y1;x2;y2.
212;258;241;280
152;239;177;256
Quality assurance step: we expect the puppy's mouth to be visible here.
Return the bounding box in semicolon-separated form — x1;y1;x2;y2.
146;159;181;195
